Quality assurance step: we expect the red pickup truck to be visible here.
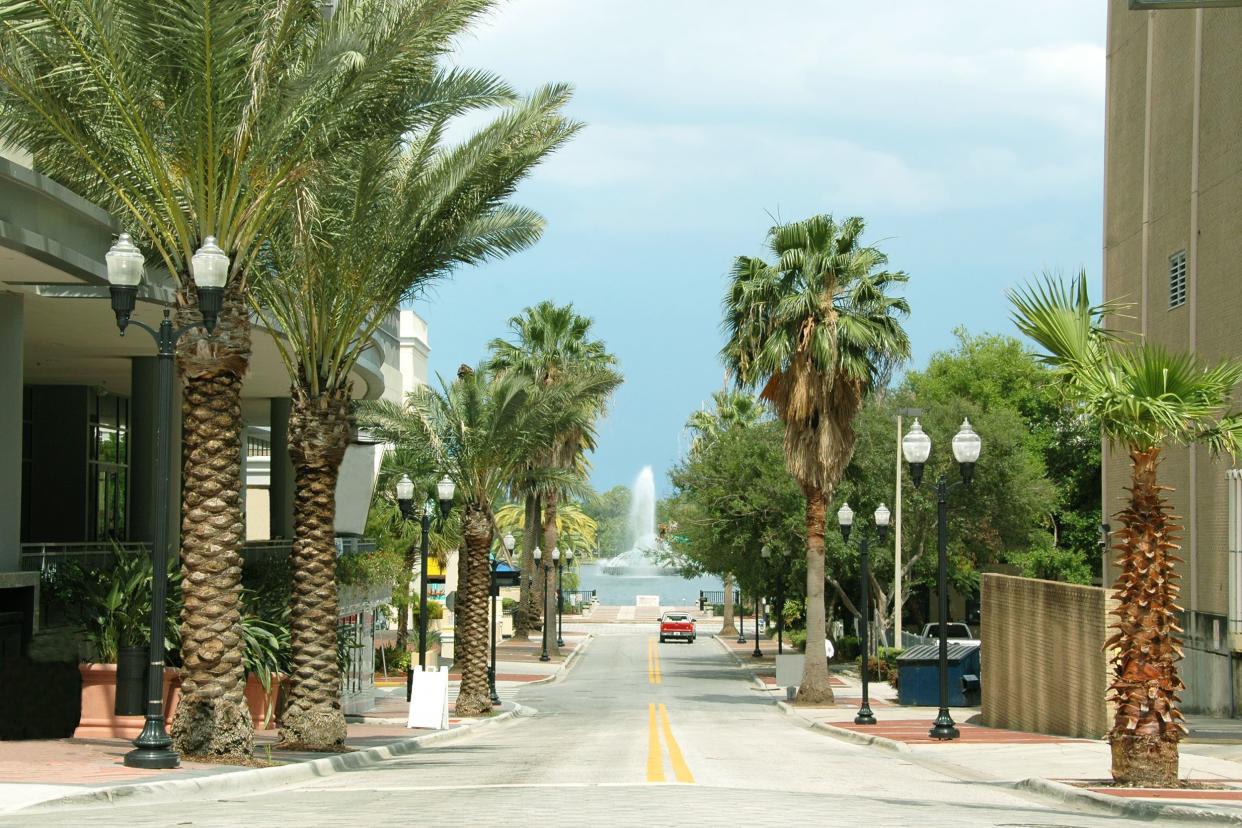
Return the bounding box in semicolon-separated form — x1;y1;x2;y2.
659;612;696;644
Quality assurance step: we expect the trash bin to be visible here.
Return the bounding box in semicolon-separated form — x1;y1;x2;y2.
896;642;981;707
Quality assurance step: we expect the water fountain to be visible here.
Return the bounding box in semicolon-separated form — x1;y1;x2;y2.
600;466;668;576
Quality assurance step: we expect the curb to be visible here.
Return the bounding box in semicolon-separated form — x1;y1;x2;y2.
1012;777;1242;826
525;634;593;687
20;703;528;814
773;700;911;754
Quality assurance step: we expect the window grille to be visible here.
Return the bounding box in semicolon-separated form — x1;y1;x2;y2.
247;436;271;457
1169;249;1187;308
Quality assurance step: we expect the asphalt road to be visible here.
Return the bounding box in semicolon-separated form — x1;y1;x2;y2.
12;629;1155;827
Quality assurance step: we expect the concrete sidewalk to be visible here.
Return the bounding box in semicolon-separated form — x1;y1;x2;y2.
0;634;590;814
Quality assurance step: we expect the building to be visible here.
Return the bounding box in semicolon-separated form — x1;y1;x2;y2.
0;145;430;712
1102;0;1242;714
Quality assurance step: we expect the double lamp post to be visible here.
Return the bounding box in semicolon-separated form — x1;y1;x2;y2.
105;233;229;770
532;545;572;661
836;502;891;726
395;474;456;702
900;417;981;741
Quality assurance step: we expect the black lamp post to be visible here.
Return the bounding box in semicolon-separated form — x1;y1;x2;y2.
490;531;515;706
902;417;981;741
534;546;550;662
837;502;891;726
557;548;572;647
105;233;229;770
396;474;456;702
736;587;747;645
759;544;789;656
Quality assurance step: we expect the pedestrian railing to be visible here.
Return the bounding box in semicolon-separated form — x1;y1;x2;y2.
562;589;596;608
698;590;741;611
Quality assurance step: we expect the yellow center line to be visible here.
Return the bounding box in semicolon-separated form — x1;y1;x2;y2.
658;704;695;784
646;703;665;782
647;637;662;684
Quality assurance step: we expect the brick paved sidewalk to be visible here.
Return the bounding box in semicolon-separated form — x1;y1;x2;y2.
0;635;589;813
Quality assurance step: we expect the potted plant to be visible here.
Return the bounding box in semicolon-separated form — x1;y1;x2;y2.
242;613;289;730
424;629;443;670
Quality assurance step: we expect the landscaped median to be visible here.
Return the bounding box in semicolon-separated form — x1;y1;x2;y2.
0;634;592;816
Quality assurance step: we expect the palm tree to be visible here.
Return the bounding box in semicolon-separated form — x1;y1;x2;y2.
248;87;576;749
0;0;494;755
1010;273;1242;786
360;364;618;716
722;215;911;704
685;389;764;635
487;303;622;648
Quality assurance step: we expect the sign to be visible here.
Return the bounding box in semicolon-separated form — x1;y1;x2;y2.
407;665;449;730
1129;0;1242;7
424;558;448;584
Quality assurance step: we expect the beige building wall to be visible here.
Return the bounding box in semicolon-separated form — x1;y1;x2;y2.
980;574;1109;739
1103;0;1242;715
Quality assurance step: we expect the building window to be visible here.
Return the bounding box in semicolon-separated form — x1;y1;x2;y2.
88;394;129;541
247;435;271;457
1169;249;1187;309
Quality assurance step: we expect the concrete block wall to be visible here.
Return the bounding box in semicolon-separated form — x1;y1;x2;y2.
980;574;1109;739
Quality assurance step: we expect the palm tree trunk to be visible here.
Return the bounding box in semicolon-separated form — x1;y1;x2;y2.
542;489;561;659
797;486;835;704
170;285;253;757
529;492;545;627
454;504;493;717
277;388;351;750
1108;446;1186;786
720;573;738;637
396;537;418;652
512;491;538;641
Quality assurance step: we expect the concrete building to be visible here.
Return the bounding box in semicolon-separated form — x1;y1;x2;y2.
0;145;430;707
1102;0;1242;714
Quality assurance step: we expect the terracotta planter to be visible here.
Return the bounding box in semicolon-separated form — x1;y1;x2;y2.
75;665;285;739
74;663;179;740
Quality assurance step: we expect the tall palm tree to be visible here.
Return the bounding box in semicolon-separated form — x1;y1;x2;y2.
684;389;764;635
722;215;911;704
0;0;494;755
487;302;621;647
248;87;576;749
360;364;618;716
1011;273;1242;786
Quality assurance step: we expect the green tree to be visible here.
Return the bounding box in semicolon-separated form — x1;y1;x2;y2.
487;302;622;649
0;0;487;756
1011;273;1242;787
359;364;615;716
250;88;576;749
580;485;631;559
722;215;911;704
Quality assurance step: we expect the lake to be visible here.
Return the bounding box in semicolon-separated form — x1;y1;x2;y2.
576;563;723;607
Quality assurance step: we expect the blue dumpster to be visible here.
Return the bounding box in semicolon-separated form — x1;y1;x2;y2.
897;642;981;707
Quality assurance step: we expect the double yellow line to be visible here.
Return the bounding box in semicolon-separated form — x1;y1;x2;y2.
646;703;694;783
647;637;662;684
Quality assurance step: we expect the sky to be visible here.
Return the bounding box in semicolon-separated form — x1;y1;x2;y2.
412;0;1107;495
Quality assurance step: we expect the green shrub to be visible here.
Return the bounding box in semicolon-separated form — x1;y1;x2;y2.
788;629;807;652
834;635;860;663
376;645;411;674
502;598;519;613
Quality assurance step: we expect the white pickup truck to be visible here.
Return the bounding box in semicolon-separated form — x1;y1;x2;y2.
920;622;981;647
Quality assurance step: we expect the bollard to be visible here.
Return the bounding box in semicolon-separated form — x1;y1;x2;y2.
786;685;797;702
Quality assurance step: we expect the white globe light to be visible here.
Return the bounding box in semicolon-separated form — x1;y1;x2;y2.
105;233;144;287
837;502;854;528
902;418;932;464
190;236;229;289
952;418;982;464
395;474;414;502
533;546;542;561
874;503;891;527
437;475;456;503
552;547;560;561
503;532;516;552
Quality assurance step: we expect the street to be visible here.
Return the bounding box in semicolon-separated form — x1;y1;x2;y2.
9;628;1153;827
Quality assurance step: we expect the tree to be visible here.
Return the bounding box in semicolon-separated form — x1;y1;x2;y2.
0;0;488;756
682;389;766;635
487;302;622;650
722;215;911;704
359;364;615;716
249;87;576;749
1010;272;1242;787
580;486;630;559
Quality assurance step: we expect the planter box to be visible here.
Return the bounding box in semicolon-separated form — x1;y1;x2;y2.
75;664;285;739
74;663;179;740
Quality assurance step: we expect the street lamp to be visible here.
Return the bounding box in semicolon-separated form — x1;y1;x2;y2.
489;531;516;706
105;233;229;770
736;580;748;645
534;546;550;662
759;544;791;655
837;502;889;726
903;417;981;741
396;473;456;701
557;547;572;647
